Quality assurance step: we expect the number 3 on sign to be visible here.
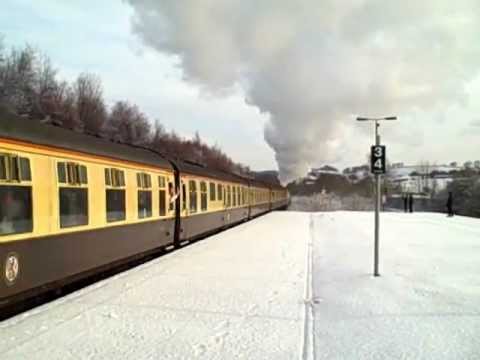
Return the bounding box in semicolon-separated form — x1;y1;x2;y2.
374;147;383;157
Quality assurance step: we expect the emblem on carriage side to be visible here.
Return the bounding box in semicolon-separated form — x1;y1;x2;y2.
4;252;20;286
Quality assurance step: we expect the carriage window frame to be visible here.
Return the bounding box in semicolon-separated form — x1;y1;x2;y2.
182;182;187;210
105;168;126;223
0;183;34;236
159;176;167;216
189;180;198;213
138;190;152;219
200;181;208;212
209;182;216;201
105;168;125;188
59;187;89;228
106;189;126;223
237;186;241;206
136;172;152;219
226;185;231;207
217;184;223;201
57;161;88;186
0;154;32;183
137;172;152;189
57;161;89;229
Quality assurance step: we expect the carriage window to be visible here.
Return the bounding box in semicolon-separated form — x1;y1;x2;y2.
118;170;125;186
58;162;87;185
209;182;216;201
57;162;66;183
0;185;33;235
107;168;125;187
19;158;31;181
226;185;231;207
200;181;208;211
159;176;167;216
159;190;166;216
237;186;241;205
137;172;151;189
10;157;19;181
0;155;31;182
138;190;152;218
79;165;87;184
189;180;197;213
106;189;125;222
158;176;166;188
60;188;88;228
232;186;237;206
105;168;111;186
0;156;6;180
105;168;126;222
217;184;223;201
182;183;187;210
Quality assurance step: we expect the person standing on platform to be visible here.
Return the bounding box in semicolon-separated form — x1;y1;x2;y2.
408;193;414;213
403;193;408;213
447;192;454;217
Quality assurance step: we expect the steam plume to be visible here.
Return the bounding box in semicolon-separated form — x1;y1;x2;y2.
126;0;480;182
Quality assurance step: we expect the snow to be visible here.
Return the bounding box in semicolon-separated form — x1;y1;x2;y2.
1;211;480;359
312;212;480;359
0;213;308;360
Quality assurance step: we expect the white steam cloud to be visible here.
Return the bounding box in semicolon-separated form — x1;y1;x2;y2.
126;0;480;182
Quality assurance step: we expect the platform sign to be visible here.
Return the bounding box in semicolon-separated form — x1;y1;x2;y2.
370;145;386;174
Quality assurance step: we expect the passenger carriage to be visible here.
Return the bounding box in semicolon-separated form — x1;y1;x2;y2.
0;111;288;310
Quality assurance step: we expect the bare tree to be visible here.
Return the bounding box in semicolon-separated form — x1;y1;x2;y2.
106;101;151;145
73;72;107;134
0;35;251;177
55;82;81;129
0;45;37;116
30;53;58;119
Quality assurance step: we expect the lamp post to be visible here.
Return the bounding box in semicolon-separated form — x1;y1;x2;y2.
356;116;397;277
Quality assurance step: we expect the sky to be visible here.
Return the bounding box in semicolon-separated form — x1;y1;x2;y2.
2;1;480;182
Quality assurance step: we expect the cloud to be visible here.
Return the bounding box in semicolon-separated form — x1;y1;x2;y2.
470;119;480;127
126;0;480;182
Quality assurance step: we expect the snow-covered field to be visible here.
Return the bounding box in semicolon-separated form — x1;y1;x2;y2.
1;211;479;359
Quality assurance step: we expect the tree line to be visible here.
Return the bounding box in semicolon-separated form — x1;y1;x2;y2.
0;37;250;175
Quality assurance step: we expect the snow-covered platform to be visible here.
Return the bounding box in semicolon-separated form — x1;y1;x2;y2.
1;211;480;359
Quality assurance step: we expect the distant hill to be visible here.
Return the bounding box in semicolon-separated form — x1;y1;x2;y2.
287;165;373;197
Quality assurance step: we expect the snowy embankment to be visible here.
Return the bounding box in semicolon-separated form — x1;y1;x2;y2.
1;211;480;359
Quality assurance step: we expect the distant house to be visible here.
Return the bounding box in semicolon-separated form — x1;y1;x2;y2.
387;164;459;195
310;165;339;175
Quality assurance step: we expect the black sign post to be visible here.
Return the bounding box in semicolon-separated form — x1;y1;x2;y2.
358;116;396;277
